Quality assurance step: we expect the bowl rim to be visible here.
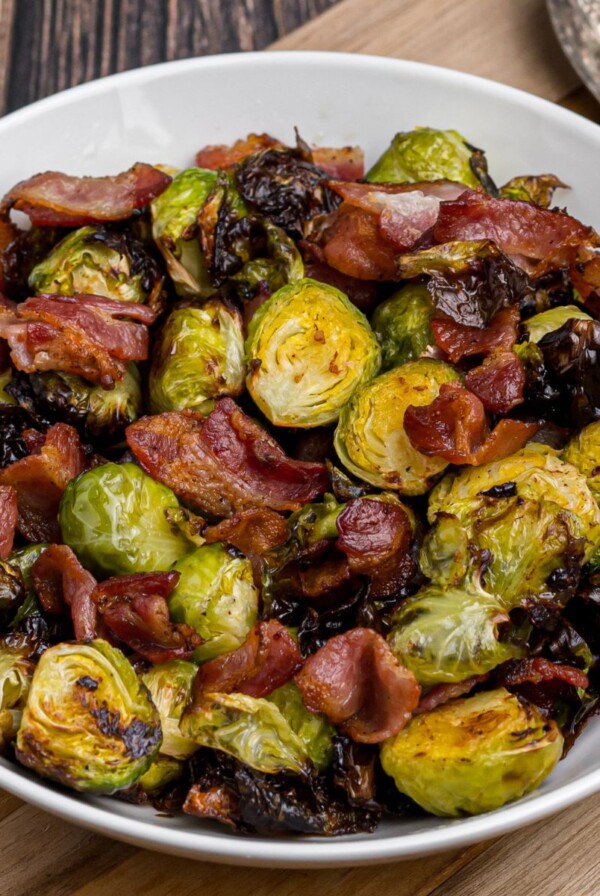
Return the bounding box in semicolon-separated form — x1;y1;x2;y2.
2;48;600;867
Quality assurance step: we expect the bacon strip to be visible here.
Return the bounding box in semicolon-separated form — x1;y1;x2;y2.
464;351;525;414
322;205;398;280
195;133;283;169
494;657;589;691
0;485;18;559
415;675;489;715
0;423;85;542
432;306;520;363
191;620;303;701
31;544;98;641
295;628;421;743
126;399;329;517
3;163;171;227
311;146;365;181
92;572;202;663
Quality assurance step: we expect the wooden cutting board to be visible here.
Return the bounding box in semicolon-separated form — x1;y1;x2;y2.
1;1;600;893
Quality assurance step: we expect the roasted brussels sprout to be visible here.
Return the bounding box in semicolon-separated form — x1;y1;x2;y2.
563;422;600;502
28;226;163;307
0;369;14;405
7;544;49;627
180;690;313;775
366;127;488;188
246;278;381;428
380;688;563;817
148;300;245;414
334;359;459;494
370;284;434;370
229;219;304;300
16;639;161;793
138;755;183;795
151;167;218;296
387;582;523;685
524;305;591;343
141;661;198;760
268;681;335;772
169;544;259;663
59;463;193;577
0;643;35;746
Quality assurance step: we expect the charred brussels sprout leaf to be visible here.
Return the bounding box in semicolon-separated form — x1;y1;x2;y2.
524;305;592;344
0;643;35;746
138;755;183;796
246;278;381;428
141;661;198;760
366;127;491;189
0;369;14;405
0;406;44;468
29;226;164;308
499;174;566;207
180;690;313;774
268;681;335;772
371;284;434;370
16;639;161;793
151;167;219;297
563;421;600;502
387;582;524;686
169;544;259;663
148;300;245;414
380;688;563;816
536;318;600;428
334;359;459;494
59;463;193;576
8;544;49;628
228;219;304;301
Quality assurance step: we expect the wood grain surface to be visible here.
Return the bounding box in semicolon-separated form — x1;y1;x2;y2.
1;0;600;893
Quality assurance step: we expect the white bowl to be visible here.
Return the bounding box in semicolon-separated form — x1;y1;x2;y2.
1;50;600;868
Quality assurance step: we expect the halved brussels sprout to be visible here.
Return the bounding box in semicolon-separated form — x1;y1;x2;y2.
28;226;163;306
380;688;563;817
246;278;381;428
141;661;198;760
563;422;600;503
387;582;524;686
148;299;245;414
366;127;486;187
169;544;259;663
16;639;161;793
334;359;459;494
29;364;143;437
151;167;218;296
524;305;591;343
180;690;312;775
371;284;434;370
268;681;335;772
0;643;35;746
59;462;193;577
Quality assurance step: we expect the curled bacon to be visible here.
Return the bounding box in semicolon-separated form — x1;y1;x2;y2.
432;306;520;363
92;571;202;663
322;205;398;280
3;163;171;227
191;620;303;701
126;398;329;517
464;350;525;414
494;657;589;691
311;146;365;181
415;675;489;715
31;544;98;641
0;423;85;542
0;485;18;560
195;133;283;169
295;628;421;743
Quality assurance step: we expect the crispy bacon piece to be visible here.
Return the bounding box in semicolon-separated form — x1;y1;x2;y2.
464;350;525;414
3;163;171;227
432;306;520;363
415;675;489;715
0;485;17;559
0;423;85;542
183;783;239;829
126;399;329;517
0;293;153;387
195;133;283;169
192;620;303;700
322;206;398;280
494;657;589;691
92;571;202;663
433;191;600;277
311;146;365;181
31;544;98;641
302;253;379;311
295;628;421;743
404;383;539;465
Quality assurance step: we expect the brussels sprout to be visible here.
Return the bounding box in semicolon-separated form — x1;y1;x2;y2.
28;226;163;306
246;278;381;428
380;688;563;817
59;463;193;577
371;284;434;370
0;369;15;405
138;755;183;795
268;681;335;772
169;544;259;663
0;560;25;620
151;167;219;297
141;661;198;760
334;359;459;494
148;300;245;414
366;127;486;188
8;544;49;626
0;644;35;746
499;174;566;207
29;364;143;437
229;219;304;300
563;422;600;502
180;690;312;774
387;582;524;686
16;639;161;793
524;305;591;343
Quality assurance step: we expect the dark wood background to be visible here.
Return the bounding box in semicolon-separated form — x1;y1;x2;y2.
0;0;341;115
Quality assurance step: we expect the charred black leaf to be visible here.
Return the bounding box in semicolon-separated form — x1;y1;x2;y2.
535;318;600;427
0;405;46;467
